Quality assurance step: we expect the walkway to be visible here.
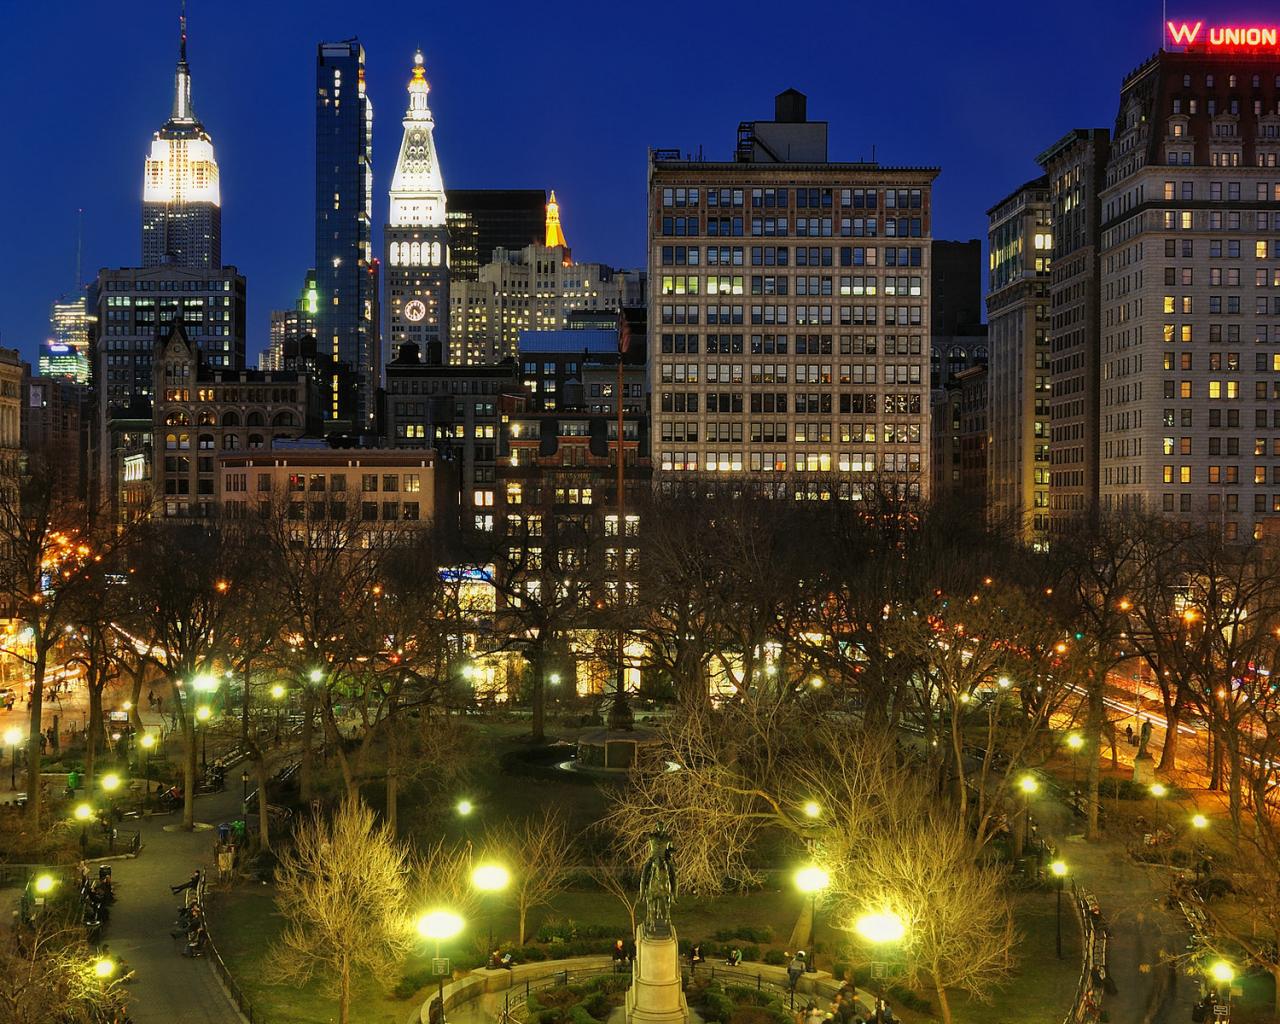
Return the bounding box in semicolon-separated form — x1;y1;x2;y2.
106;785;248;1024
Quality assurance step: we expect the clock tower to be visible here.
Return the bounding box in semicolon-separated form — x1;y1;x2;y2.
384;50;449;364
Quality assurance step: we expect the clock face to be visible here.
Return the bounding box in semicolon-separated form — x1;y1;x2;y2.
403;299;426;323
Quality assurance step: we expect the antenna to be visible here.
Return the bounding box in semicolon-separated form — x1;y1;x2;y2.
75;208;83;292
180;0;187;61
1162;0;1166;50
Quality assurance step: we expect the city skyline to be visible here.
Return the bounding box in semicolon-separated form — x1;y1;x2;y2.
0;0;1252;361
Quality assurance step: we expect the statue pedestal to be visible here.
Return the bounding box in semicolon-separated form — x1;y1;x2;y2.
1132;753;1155;785
626;925;688;1024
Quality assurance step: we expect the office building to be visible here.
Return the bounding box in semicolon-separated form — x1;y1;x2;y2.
1038;128;1108;536
929;239;987;395
931;363;988;504
141;11;221;269
385;51;450;388
649;90;936;499
316;40;376;427
93;265;246;408
1098;31;1280;534
23;373;88;510
0;350;22;484
446;189;546;281
986;178;1052;545
150;321;318;519
218;445;443;529
517;328;645;413
384;343;523;531
44;296;92;384
449;236;628;365
264;270;319;371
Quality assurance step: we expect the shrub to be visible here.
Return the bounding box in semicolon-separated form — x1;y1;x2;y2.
712;925;775;943
887;985;931;1013
519;945;549;962
729;1007;790;1024
392;966;435;999
831;962;849;981
762;949;787;966
739;944;760;962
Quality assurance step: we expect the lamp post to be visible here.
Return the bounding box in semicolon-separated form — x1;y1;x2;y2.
472;863;511;954
855;910;906;1023
1149;782;1168;833
1208;959;1234;1020
794;864;830;972
4;726;21;789
1018;774;1039;859
1050;860;1068;959
196;705;211;769
270;683;285;741
1065;734;1084;795
241;769;250;805
417;910;465;1019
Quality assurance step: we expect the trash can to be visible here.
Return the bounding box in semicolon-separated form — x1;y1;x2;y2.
217;822;231;845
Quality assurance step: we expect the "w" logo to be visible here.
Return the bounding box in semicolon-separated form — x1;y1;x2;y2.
1167;20;1203;45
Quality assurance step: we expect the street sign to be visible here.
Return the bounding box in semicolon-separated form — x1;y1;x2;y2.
433;957;451;977
870;961;887;979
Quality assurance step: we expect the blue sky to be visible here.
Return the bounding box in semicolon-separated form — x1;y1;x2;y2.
0;0;1266;361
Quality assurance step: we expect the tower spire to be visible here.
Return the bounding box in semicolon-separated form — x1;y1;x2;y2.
545;190;569;249
172;0;193;121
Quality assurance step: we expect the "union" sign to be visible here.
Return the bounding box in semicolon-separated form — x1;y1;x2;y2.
1167;20;1280;50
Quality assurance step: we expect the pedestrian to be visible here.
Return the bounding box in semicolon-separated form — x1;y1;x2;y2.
787;951;806;991
1125;722;1135;745
612;939;627;973
690;942;704;973
804;1003;824;1024
147;689;155;708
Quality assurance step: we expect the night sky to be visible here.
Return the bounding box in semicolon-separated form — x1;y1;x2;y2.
0;1;1268;362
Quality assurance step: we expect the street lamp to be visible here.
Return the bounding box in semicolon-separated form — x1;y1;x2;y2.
93;958;115;980
100;773;121;794
241;769;250;805
1018;774;1039;858
4;725;21;789
802;800;822;820
456;798;474;817
1208;959;1235;1017
196;705;211;769
855;909;905;1023
34;873;56;895
1050;860;1069;959
308;668;324;684
794;865;830;971
1191;813;1209;830
417;909;465;1007
1065;734;1084;794
1149;782;1168;832
270;684;285;700
472;863;511;953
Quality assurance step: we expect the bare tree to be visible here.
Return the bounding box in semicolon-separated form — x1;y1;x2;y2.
588;846;641;936
268;798;412;1024
0;455;109;825
839;815;1016;1024
483;808;573;945
0;915;131;1024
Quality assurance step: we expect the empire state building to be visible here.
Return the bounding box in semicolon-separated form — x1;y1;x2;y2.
141;12;221;268
384;50;449;363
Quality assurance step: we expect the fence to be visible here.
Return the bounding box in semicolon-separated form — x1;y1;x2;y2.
204;891;266;1024
1062;882;1107;1024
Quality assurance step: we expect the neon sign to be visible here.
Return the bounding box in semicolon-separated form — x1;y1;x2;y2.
1167;20;1280;51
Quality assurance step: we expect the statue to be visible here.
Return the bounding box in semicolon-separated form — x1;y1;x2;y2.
1136;719;1153;759
638;830;677;938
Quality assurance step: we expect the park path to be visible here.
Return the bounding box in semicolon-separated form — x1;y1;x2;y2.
106;785;248;1024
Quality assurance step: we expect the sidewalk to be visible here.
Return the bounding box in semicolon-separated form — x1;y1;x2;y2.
106;785;249;1024
1040;779;1198;1023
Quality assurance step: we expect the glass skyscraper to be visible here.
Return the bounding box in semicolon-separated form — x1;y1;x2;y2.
315;40;375;426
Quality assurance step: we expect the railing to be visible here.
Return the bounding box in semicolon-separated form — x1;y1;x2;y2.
205;892;266;1024
1062;882;1106;1024
499;963;628;1024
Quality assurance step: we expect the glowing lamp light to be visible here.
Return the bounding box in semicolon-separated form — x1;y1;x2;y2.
456;799;474;817
549;672;561;685
122;701;132;712
855;911;906;945
472;863;511;892
74;803;93;821
195;706;212;722
1192;814;1209;829
1019;775;1039;795
100;773;121;793
309;668;324;683
794;865;830;894
34;874;56;894
94;958;116;979
997;676;1012;689
192;674;218;693
270;684;286;700
1050;860;1068;878
1209;960;1235;985
809;676;825;689
1150;783;1168;799
140;734;155;749
1066;734;1084;751
416;910;464;941
4;726;22;746
802;800;822;819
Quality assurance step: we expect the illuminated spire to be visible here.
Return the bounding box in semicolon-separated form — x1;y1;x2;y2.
172;0;193;121
545;190;569;248
388;49;446;227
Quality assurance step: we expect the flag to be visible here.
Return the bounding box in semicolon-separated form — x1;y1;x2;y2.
617;310;631;354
